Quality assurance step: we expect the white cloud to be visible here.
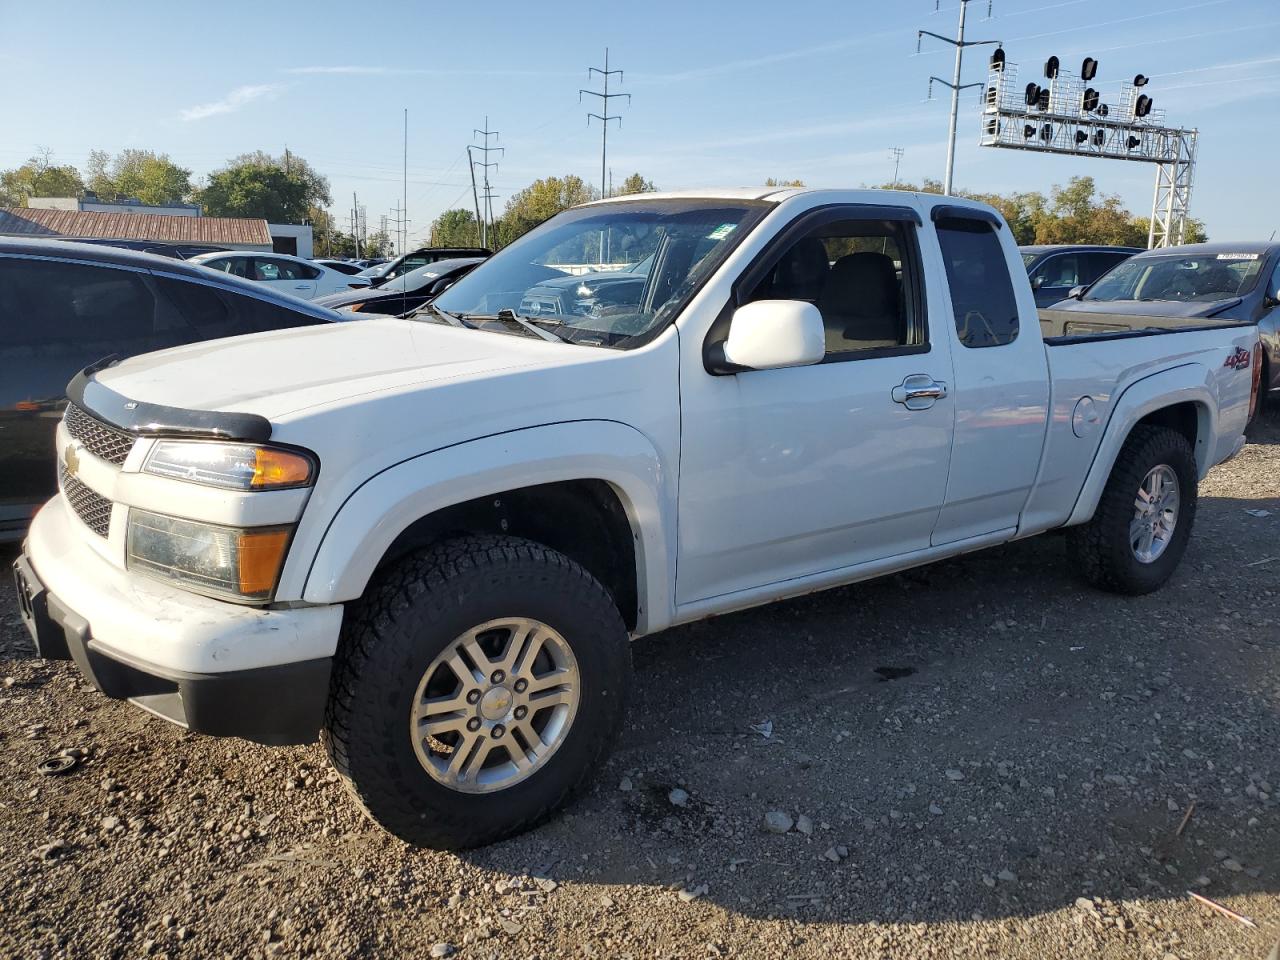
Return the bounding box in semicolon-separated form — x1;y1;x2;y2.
180;84;284;122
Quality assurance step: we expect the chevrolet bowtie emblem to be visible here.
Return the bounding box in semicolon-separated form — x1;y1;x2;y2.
64;443;81;477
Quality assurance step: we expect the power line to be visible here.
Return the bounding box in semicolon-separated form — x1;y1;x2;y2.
580;47;630;199
918;0;1001;195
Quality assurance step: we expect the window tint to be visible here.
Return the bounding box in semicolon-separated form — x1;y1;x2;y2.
0;259;164;409
744;218;921;357
936;218;1019;348
253;258;283;281
1083;252;1129;284
208;256;251;279
154;277;324;341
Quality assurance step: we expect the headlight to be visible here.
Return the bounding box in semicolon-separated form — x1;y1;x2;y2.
143;441;315;490
126;510;292;602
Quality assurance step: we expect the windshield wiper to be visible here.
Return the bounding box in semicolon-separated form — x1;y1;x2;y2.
460;309;574;344
413;302;477;329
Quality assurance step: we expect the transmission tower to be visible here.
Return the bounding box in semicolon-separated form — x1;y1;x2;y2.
580;48;630;200
470;118;503;248
918;0;1000;195
389;202;410;256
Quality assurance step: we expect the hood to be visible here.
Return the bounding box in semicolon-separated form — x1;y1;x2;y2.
92;317;579;421
1049;296;1243;318
532;270;645;292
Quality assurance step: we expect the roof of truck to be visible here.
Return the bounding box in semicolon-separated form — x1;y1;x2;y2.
586;186;971;206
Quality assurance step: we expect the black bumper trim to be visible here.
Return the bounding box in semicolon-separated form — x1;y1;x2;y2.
13;550;330;746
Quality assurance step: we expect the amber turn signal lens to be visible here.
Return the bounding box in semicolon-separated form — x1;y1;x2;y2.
251;449;313;489
237;528;292;596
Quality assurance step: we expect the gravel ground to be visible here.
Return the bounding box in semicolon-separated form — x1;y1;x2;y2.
2;415;1278;960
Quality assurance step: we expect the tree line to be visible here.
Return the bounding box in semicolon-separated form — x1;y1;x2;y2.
1;147;1204;257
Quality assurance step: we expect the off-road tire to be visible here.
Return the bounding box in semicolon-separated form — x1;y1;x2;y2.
323;534;631;848
1066;425;1197;595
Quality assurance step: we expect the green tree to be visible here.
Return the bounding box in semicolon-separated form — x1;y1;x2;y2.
197;151;330;224
764;177;806;187
430;208;481;246
617;173;657;196
85;149;192;204
495;174;597;248
0;149;84;206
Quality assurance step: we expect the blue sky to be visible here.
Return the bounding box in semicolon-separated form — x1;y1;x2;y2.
3;0;1277;243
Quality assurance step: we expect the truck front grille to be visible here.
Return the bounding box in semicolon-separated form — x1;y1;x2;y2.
64;403;135;466
59;463;113;538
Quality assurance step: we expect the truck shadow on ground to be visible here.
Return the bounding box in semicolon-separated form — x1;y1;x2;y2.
461;488;1280;926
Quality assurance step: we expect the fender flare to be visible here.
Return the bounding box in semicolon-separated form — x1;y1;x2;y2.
1066;363;1215;527
301;420;675;634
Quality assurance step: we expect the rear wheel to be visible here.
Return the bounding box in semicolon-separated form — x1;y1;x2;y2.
1066;425;1197;595
324;534;631;848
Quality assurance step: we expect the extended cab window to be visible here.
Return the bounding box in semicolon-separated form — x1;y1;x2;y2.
936;218;1019;348
744;219;922;358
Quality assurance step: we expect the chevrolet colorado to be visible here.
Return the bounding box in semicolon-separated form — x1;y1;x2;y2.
14;188;1262;848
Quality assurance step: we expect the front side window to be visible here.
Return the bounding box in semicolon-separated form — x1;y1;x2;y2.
1032;254;1081;289
936;218;1019;348
743;217;922;358
431;198;769;347
1085;253;1265;303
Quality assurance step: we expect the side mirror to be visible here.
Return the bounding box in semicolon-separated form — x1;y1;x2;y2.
712;300;825;373
1030;275;1046;290
1266;282;1280;308
429;277;456;296
1067;285;1086;299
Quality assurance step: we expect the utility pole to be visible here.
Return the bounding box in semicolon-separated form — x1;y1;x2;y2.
351;191;361;259
402;108;409;259
918;1;1000;195
889;147;905;189
467;145;483;247
389;203;410;257
580;48;630;200
471;117;503;248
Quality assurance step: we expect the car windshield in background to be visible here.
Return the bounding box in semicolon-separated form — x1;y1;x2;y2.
1084;253;1265;303
1020;252;1039;268
429;199;769;347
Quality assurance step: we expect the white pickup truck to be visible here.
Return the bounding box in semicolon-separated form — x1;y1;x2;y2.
14;188;1262;848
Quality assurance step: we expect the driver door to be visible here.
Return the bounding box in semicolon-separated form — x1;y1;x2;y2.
675;205;956;605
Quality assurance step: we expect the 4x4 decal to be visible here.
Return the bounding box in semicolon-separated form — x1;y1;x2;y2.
1224;346;1252;370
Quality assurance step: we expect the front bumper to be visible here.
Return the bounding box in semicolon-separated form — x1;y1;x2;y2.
14;501;343;745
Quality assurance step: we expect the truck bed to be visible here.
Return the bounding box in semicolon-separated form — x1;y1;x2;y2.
1038;307;1253;345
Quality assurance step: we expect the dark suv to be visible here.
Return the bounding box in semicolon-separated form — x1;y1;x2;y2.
0;239;342;541
1020;244;1142;308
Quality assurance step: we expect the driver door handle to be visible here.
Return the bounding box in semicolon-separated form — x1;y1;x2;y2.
892;374;948;410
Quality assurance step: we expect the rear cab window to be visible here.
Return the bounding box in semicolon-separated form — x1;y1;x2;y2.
935;214;1019;348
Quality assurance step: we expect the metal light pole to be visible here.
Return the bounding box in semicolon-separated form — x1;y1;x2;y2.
919;1;1000;195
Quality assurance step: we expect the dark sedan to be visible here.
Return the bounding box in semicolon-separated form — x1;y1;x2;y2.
1019;244;1143;308
314;258;484;316
1045;241;1280;408
0;239;343;541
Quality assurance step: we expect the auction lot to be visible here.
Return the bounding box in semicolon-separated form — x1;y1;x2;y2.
2;416;1277;960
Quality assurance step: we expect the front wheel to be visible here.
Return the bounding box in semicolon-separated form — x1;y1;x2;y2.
1066;425;1198;595
324;535;631;848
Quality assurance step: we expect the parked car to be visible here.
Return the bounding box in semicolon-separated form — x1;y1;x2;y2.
315;258;484;316
190;251;369;300
55;237;230;260
357;247;493;283
1019;244;1142;308
1044;241;1280;408
312;258;366;276
0;238;343;542
15;189;1260;851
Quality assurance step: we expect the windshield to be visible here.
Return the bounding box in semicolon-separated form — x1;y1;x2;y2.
431;198;769;347
1084;253;1264;303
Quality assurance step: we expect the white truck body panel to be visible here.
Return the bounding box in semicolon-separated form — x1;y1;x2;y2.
22;188;1257;698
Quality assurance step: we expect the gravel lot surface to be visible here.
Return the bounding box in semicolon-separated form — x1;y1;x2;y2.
2;415;1278;960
